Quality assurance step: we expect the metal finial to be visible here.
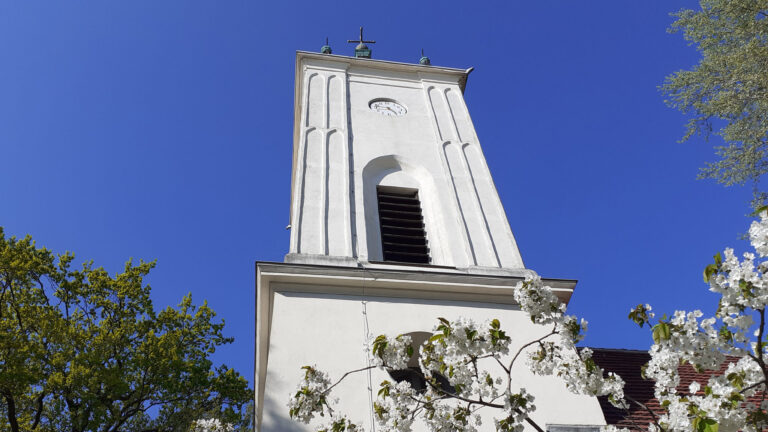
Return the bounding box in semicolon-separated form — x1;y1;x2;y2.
347;26;375;58
321;37;332;54
419;48;431;65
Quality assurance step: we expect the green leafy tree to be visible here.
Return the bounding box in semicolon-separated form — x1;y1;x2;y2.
662;0;768;207
0;228;252;432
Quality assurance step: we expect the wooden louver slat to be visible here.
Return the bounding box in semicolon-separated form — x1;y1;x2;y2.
377;188;430;264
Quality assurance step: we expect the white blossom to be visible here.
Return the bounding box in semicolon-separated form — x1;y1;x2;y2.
374;380;417;432
189;419;233;432
287;365;333;424
688;381;700;394
370;334;413;370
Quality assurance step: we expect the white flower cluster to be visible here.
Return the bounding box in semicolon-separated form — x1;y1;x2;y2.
370;334;413;370
512;275;567;326
317;415;361;432
493;389;536;432
750;211;768;257
420;317;510;397
639;213;768;432
423;403;482;432
287;365;334;424
374;380;417;432
189;418;233;432
514;276;627;409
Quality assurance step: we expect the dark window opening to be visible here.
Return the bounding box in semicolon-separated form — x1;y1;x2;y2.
377;187;430;264
385;331;456;395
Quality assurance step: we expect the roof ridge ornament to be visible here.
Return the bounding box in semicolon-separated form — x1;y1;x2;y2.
321;37;332;54
347;26;375;58
419;48;431;65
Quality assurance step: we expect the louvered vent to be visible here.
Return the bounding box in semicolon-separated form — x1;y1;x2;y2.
377;188;430;264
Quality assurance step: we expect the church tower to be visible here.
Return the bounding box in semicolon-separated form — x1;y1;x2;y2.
255;38;606;431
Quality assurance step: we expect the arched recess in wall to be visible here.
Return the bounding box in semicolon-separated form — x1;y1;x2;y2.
305;73;322;128
361;155;452;266
385;332;455;395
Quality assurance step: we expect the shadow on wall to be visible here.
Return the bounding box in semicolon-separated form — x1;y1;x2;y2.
262;393;305;432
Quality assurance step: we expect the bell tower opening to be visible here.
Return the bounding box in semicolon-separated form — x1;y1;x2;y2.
376;186;430;264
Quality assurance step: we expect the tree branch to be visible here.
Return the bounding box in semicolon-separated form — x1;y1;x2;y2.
31;391;46;429
756;309;766;371
508;326;557;370
3;391;20;432
323;365;376;395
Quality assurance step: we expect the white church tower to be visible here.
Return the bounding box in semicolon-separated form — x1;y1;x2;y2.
255;33;607;431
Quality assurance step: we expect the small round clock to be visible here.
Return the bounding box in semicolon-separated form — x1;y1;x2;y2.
369;99;407;117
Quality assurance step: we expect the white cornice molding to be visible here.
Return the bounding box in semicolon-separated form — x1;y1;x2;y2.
296;51;470;80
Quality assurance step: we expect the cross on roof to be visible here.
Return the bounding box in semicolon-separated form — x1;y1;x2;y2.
347;26;376;45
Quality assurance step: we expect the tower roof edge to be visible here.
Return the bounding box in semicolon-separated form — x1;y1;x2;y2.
294;50;473;90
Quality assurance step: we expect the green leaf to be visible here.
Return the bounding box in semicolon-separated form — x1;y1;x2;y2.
752;205;768;216
703;263;718;283
719;327;733;342
652;322;671;343
628;304;650;328
697;418;718;432
372;335;388;358
740;279;754;298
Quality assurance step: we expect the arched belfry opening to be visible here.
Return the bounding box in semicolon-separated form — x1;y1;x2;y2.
361;154;452;267
376;186;430;264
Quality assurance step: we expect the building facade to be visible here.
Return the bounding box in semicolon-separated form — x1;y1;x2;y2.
255;50;606;431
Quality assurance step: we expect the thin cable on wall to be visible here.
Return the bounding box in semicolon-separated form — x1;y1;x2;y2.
360;266;377;431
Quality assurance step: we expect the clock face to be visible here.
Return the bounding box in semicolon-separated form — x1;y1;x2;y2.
369;99;407;117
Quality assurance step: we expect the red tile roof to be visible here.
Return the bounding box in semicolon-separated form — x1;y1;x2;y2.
588;348;760;432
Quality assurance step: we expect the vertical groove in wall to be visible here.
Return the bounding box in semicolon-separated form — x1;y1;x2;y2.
328;76;343;130
447;90;473;143
462;144;501;267
443;142;477;265
456;143;497;267
429;87;454;141
326;130;346;256
444;139;498;267
298;128;324;254
290;126;308;254
341;128;351;257
306;73;322;128
443;89;462;141
343;72;355;258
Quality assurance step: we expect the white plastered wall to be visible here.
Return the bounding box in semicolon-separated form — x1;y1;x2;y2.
259;286;606;432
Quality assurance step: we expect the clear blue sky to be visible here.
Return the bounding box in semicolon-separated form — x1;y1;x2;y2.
1;1;753;387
